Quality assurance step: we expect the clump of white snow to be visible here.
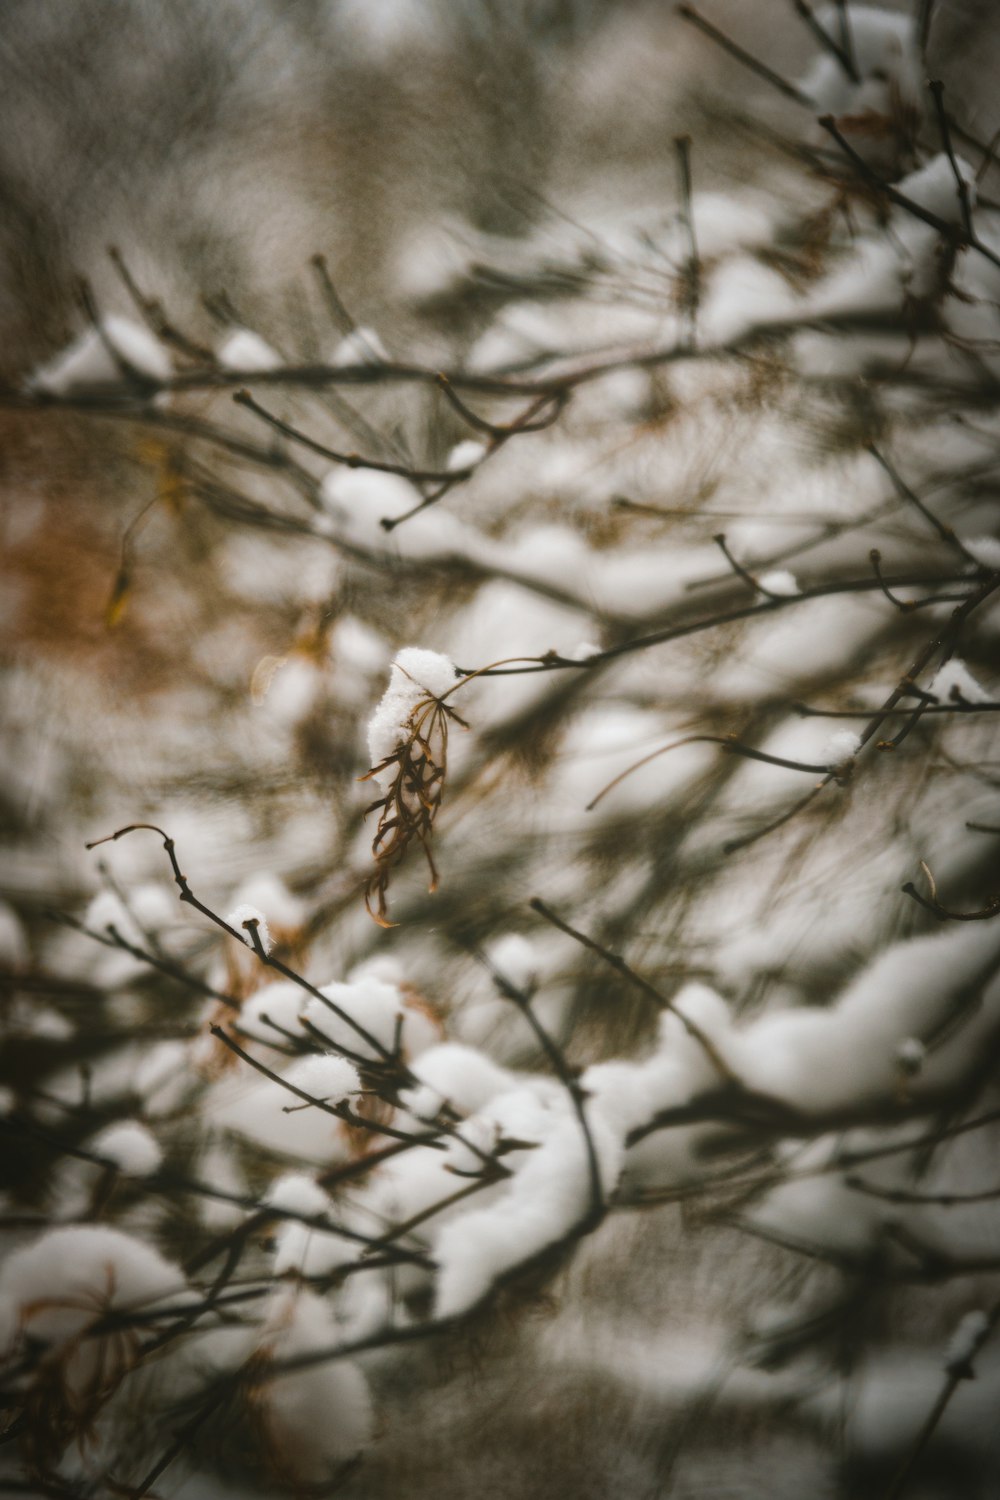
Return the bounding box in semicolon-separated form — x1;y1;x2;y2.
254;1288;374;1479
961;535;1000;571
929;658;990;705
302;974;411;1063
407;1042;513;1117
89;1120;163;1177
485;933;543;996
433;1097;624;1318
225;903;272;954
945;1309;991;1375
30;316;171;395
901;154;976;227
284;1053;360;1105
895;1036;926;1075
824;729;862;768
264;1176;358;1278
237;981;307;1045
800;7;921;162
331;326;389;367
758;569;799;597
217;328;282;371
367;647;459;785
447;439;488;472
264;1172;331;1219
0;1226;184;1357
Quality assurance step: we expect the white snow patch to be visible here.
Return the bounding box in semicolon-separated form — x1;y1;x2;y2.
302;975;410;1063
409;1043;513;1117
30;316;171;394
225;903;272;954
89;1120;163;1177
217;328;282;371
945;1309;991;1373
824;729;862;768
330;326;389;366
238;982;307;1045
758;569;799;597
0;1226;184;1356
265;1172;331;1219
962;535;1000;571
434;1099;623;1317
230;873;305;934
256;1289;374;1478
930;658;990;705
447;439;488;472
367;646;459;781
284;1053;360;1105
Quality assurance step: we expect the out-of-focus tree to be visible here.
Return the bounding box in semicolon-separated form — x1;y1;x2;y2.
1;4;1000;1497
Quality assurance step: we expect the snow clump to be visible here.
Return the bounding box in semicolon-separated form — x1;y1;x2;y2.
30;316;171;394
89;1120;163;1177
225;902;272;954
367;647;459;784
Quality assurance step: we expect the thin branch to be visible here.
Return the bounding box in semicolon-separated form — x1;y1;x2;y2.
902;861;1000;922
473;944;604;1220
585;732;833;815
674;134;701;346
85;825;402;1068
233;388;468;484
677;5;813;106
529;897;737;1085
928;79;975;241
818;115;1000;274
309;253;356;337
883;1301;1000;1500
867;444;980;566
792;1;859;84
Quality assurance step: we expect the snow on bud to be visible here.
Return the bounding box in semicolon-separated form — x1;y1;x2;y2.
367;646;460;777
239;981;307;1045
901;154;977;228
758;569;799;596
264;1172;331;1219
89;1120;163;1177
485;932;542;996
961;535;1000;572
824;729;861;769
217;327;282;371
398;1082;444;1121
232;873;305;934
894;1036;926;1076
225;903;272;954
945;1309;991;1377
30;315;172;395
929;658;990;705
284;1053;361;1105
0;899;28;968
447;439;488;471
331;326;389;366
